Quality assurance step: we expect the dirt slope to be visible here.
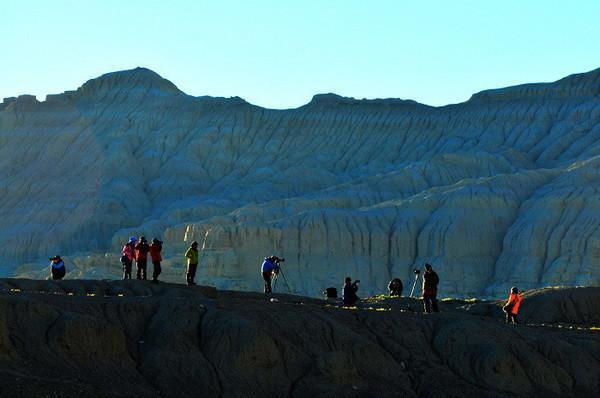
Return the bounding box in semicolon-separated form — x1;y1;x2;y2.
0;279;598;397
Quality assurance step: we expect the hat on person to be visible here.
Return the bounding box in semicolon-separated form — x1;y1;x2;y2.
129;236;137;243
49;255;62;261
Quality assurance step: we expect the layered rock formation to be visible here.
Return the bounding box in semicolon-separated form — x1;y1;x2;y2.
0;280;598;397
0;67;599;297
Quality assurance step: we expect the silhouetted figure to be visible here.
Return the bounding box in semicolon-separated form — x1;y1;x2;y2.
49;255;66;280
422;263;439;313
323;287;338;303
149;238;163;284
261;256;282;293
135;236;150;280
121;237;136;279
388;278;403;297
503;286;523;324
343;277;359;307
185;241;199;285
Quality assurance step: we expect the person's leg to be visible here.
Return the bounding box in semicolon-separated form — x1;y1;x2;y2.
188;264;197;285
152;261;160;282
136;261;142;279
423;296;432;313
512;313;518;324
51;268;58;280
431;296;439;313
138;260;146;280
57;267;65;280
126;261;132;279
262;272;272;293
505;312;511;324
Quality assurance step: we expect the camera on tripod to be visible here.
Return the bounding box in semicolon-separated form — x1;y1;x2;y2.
271;256;285;264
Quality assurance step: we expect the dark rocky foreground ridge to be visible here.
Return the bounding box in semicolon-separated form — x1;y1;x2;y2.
0;279;598;397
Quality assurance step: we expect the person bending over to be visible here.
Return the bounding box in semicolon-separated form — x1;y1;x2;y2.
388;278;403;297
261;255;282;293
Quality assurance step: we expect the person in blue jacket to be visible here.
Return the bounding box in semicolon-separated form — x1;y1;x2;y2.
49;255;66;280
261;255;283;293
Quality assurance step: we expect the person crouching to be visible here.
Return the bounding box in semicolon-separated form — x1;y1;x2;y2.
261;256;281;294
388;278;403;297
49;255;66;280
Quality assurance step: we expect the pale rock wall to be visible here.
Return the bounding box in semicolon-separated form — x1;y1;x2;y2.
0;67;599;297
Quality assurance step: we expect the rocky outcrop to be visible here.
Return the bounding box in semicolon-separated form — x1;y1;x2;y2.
0;280;598;397
0;67;599;297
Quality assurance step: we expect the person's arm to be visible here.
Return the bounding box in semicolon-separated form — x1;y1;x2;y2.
185;248;192;259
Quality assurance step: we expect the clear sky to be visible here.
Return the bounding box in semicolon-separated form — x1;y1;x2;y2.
1;0;599;109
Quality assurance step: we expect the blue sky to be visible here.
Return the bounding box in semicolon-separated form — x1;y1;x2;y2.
1;0;599;109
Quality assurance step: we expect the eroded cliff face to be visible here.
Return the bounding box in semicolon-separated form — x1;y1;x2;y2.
0;67;598;297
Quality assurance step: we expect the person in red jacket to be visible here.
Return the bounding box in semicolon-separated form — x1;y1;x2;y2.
422;263;440;313
149;238;163;284
503;287;523;324
135;236;150;280
121;237;136;280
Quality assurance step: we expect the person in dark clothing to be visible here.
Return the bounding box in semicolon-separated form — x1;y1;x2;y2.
343;277;359;307
388;278;403;297
185;241;199;286
149;238;163;284
422;263;440;313
323;287;339;303
49;255;66;280
261;256;282;293
135;236;150;280
121;237;136;279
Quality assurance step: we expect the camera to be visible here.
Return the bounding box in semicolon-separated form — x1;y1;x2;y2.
413;269;420;275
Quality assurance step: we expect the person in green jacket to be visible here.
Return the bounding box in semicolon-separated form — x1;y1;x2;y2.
185;241;199;286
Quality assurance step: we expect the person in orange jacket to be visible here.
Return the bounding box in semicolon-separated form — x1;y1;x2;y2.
502;286;523;324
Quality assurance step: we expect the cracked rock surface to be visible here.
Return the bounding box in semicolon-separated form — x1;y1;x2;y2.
0;279;598;397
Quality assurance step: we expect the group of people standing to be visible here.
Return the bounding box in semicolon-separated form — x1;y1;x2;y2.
120;237;199;286
51;246;523;322
121;236;163;283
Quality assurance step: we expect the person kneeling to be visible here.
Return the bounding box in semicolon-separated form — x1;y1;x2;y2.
388;278;403;297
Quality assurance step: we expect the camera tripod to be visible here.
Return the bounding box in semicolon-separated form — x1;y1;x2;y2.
272;266;292;294
409;270;422;298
